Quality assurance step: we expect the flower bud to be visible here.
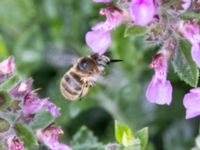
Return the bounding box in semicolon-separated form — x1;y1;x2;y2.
0;118;10;133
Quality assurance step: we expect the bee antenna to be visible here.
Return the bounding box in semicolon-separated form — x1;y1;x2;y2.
108;59;123;64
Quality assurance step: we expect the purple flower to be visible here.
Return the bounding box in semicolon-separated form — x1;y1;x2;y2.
86;28;111;55
0;56;15;82
93;0;111;2
182;0;191;11
146;53;173;105
8;136;24;150
36;125;72;150
130;0;156;26
191;42;200;68
10;79;33;99
99;5;128;30
146;75;172;105
23;90;60;119
86;5;127;54
178;20;200;68
183;87;200;119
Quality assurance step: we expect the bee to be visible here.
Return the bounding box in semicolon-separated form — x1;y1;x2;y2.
60;53;121;101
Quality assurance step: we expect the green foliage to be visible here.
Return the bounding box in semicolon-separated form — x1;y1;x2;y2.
14;123;38;148
0;74;20;90
0;36;9;59
180;12;200;20
30;110;55;130
115;120;134;147
124;25;147;37
0;90;12;110
172;39;199;87
71;126;105;150
136;127;148;150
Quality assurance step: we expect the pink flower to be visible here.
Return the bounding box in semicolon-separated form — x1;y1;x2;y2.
146;75;172;105
0;56;15;82
93;0;111;2
146;53;173;105
99;5;128;30
178;20;200;68
182;0;191;11
8;136;24;150
183;87;200;119
191;42;200;68
23;90;60;119
10;79;33;99
86;5;127;54
37;125;72;150
130;0;156;26
86;28;111;55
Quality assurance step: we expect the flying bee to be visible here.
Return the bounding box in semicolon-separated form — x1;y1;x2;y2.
60;53;122;101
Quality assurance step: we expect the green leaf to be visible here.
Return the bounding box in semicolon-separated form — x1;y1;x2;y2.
30;110;55;129
115;120;134;147
14;123;38;148
180;12;200;20
172;39;199;87
71;126;104;150
0;90;12;110
136;127;148;150
0;36;9;59
0;74;20;90
124;25;147;37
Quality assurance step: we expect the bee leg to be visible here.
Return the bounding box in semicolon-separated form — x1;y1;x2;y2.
78;82;88;101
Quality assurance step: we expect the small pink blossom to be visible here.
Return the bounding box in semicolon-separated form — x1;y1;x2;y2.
146;75;172;105
146;53;173;105
0;56;15;82
130;0;156;26
99;5;128;30
183;87;200;119
86;28;111;55
23;90;60;119
37;125;72;150
86;5;127;54
9;136;24;150
93;0;111;2
10;79;33;99
182;0;191;11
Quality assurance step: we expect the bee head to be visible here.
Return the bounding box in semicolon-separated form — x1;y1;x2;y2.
77;57;98;74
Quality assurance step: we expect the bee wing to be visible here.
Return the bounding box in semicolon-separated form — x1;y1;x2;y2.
44;48;80;68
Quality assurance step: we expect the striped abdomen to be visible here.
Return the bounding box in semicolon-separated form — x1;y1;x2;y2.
60;71;88;101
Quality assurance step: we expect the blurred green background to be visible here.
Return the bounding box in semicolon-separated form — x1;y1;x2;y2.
0;0;199;150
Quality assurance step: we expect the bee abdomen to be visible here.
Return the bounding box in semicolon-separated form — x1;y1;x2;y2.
60;73;82;100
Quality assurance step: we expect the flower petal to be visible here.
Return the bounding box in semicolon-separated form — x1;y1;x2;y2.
85;29;111;55
0;56;15;82
93;0;111;3
130;0;155;26
146;75;172;105
183;88;200;119
10;79;33;99
191;43;200;68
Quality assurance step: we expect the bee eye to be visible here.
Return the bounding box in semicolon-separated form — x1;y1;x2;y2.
78;58;93;71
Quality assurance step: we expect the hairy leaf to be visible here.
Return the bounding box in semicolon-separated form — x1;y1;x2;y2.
172;39;199;87
124;25;147;37
30;110;55;129
71;126;104;150
14;123;38;148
